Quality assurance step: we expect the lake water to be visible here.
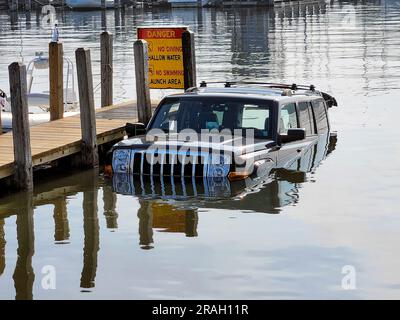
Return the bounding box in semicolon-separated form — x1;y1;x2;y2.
1;0;400;299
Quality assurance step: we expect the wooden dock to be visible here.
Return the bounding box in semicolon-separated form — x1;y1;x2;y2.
0;30;191;191
0;101;137;181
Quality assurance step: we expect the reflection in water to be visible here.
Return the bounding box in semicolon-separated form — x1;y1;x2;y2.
112;134;337;214
53;198;70;243
80;189;100;289
137;201;199;249
111;133;337;249
114;7;121;31
137;200;154;250
0;219;5;276
13;194;35;300
220;133;338;213
103;186;118;229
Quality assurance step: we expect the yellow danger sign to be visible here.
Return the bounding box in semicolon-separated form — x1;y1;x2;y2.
138;26;187;89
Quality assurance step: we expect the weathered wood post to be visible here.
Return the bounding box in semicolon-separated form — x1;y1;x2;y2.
101;0;105;9
114;4;120;30
182;30;197;90
75;48;99;168
9;62;33;191
120;3;126;27
25;10;31;27
9;0;17;11
134;40;152;124
100;31;113;108
25;0;31;11
49;41;64;121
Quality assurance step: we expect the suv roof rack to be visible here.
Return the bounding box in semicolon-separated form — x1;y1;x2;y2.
193;80;337;108
198;80;316;91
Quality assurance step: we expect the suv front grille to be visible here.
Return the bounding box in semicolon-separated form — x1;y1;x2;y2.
112;148;231;178
113;149;207;177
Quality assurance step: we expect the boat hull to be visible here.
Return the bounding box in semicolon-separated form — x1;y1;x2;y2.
66;0;115;9
1;111;79;132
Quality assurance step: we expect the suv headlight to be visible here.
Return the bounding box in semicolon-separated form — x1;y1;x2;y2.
207;154;231;177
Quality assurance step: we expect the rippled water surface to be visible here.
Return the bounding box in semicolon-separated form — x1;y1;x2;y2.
1;0;400;299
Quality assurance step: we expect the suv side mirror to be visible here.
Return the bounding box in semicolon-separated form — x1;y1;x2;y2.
279;128;306;143
126;122;146;137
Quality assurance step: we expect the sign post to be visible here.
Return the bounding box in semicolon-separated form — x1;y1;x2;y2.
137;26;188;90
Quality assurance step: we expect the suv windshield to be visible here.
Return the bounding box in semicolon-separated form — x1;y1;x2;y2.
150;97;273;138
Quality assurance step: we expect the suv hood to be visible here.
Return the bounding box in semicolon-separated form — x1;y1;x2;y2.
114;133;275;155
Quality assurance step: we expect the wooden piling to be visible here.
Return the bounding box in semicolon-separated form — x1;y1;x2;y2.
8;62;33;191
101;31;113;108
49;41;64;121
134;40;152;124
24;0;31;11
182;30;197;90
8;0;17;11
114;6;120;29
75;48;99;168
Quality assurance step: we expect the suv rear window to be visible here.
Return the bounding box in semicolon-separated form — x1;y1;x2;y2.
312;99;329;133
279;103;298;134
298;102;316;135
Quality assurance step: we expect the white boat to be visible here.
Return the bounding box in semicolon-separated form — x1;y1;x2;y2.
168;0;216;7
66;0;115;9
0;52;79;132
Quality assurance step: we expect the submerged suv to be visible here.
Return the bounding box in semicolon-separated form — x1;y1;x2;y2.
106;82;337;195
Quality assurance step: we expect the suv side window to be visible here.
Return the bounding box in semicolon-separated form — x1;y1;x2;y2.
312;99;329;133
279;103;298;134
298;101;316;135
156;102;181;131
